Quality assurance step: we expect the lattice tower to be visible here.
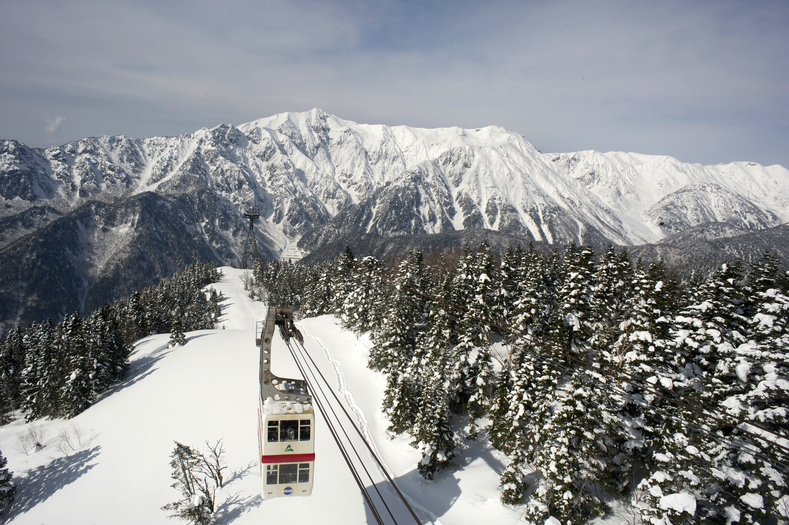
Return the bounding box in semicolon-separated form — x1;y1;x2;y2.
241;208;261;269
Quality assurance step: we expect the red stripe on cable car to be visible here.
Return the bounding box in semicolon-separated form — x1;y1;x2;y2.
261;453;316;464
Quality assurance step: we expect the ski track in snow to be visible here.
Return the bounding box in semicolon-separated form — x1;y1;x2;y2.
236;273;257;331
299;323;444;525
298;325;381;467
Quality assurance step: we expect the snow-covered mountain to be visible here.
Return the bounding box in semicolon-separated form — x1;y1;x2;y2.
3;109;788;253
1;108;788;330
550;150;788;238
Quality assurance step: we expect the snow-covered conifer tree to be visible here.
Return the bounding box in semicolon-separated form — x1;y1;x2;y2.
0;446;14;514
372;252;430;431
447;246;483;413
300;262;335;317
525;363;611;522
21;320;63;420
551;243;596;351
466;242;497;424
332;245;357;314
0;328;25;422
61;312;96;418
340;255;385;333
169;317;187;348
412;275;457;479
590;246;633;356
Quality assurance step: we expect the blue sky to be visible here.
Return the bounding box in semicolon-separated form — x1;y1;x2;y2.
1;0;788;167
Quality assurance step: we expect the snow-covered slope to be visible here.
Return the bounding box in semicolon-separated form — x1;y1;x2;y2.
0;268;523;524
550;150;789;239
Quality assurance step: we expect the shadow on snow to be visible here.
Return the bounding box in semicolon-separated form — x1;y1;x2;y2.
4;446;101;521
213;461;261;524
361;469;462;525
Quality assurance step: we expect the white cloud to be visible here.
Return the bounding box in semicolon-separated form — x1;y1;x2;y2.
1;0;788;167
45;116;66;134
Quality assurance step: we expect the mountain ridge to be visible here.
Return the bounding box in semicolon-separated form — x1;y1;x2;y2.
1;108;788;330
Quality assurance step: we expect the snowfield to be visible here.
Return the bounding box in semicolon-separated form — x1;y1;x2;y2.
0;268;529;524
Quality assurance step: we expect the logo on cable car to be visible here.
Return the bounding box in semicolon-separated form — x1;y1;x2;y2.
284;444;294;452
283;486;293;496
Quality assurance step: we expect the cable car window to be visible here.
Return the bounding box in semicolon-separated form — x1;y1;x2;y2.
298;463;310;483
266;465;278;485
279;463;298;484
267;421;279;442
299;420;311;441
280;420;298;441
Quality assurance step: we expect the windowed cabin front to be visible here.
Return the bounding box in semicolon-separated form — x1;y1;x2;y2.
259;399;315;499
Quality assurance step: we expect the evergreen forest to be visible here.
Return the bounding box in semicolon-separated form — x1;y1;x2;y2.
254;243;789;524
0;262;223;423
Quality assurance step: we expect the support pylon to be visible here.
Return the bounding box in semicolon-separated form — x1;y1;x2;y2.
241;207;261;269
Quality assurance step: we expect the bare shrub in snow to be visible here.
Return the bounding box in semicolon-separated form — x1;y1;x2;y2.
199;440;227;489
162;440;226;525
15;423;47;456
57;424;87;457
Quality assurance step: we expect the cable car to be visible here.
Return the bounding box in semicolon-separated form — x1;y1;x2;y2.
257;307;314;499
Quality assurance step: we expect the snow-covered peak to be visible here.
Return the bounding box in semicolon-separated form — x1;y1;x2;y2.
2;109;788;258
550;150;789;238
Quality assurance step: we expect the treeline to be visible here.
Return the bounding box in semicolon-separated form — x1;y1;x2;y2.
0;262;223;422
254;244;789;524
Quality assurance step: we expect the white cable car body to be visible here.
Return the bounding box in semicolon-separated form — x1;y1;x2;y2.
257;307;314;500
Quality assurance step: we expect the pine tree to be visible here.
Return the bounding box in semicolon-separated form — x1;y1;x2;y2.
371;252;430;432
332;245;357;315
61;312;96;418
340;255;385;333
412;275;458;479
466;242;497;425
551;243;596;351
0;328;25;422
0;447;15;514
169;317;187;348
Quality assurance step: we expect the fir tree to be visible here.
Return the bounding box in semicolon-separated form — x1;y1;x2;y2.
21;320;64;419
60;312;95;418
551;243;596;352
492;339;540;505
169;318;187;348
369;252;429;373
590;246;633;356
332;245;357;314
371;252;430;432
0;447;14;514
412;275;458;479
340;255;385;333
447;246;482;413
300;262;335;317
0;328;25;422
466;242;497;424
526;363;611;522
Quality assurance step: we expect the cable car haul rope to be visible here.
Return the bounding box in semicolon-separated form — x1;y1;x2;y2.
257;306;420;525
